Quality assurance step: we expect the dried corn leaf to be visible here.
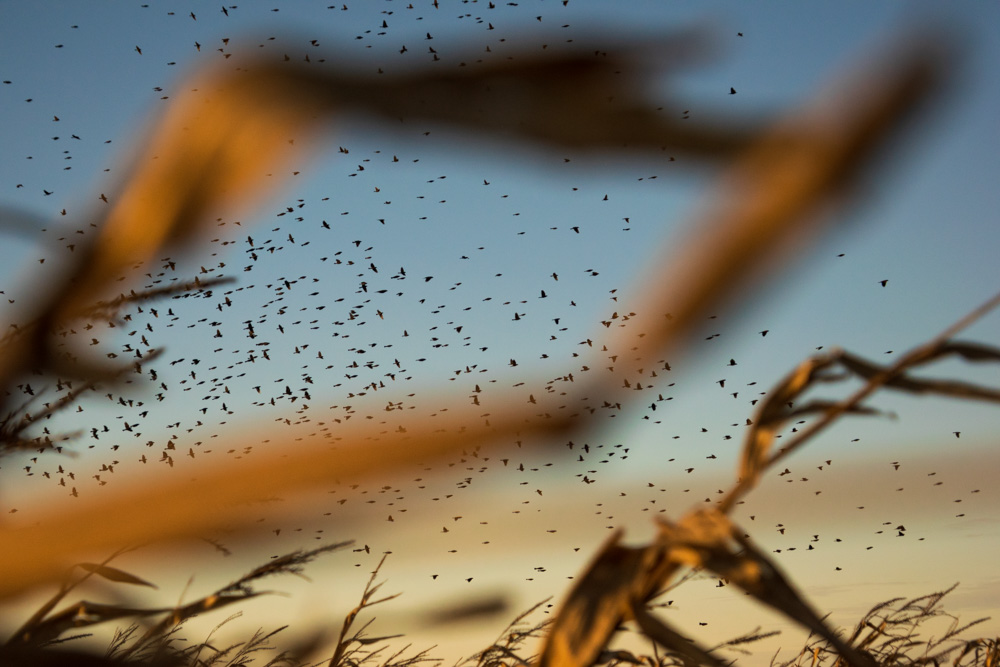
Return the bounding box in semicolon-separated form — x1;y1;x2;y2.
539;532;664;667
739;356;839;486
784;400;883;420
654;510;876;666
326;36;753;158
924;341;1000;364
590;34;949;413
839;351;1000;403
700;524;876;667
738;354;887;498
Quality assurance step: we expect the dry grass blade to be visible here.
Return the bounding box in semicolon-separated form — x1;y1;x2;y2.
380;643;440;667
0;57;336;402
475;642;532;667
465;598;550;667
6;547;138;647
328;553;402;667
206;625;291;666
136;591;270;645
355;634;406;646
510;31;958;667
234;541;354;589
713;628;783;655
0;271;226;437
0;380;93;453
168;612;242;667
543;512;778;667
77;563;158;589
77;275;236;321
66;543;350;661
771;582;997;665
797;585;997;667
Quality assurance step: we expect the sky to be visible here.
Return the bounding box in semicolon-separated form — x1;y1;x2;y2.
1;1;999;665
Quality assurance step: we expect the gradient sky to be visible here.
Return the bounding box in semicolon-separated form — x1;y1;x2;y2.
1;2;999;664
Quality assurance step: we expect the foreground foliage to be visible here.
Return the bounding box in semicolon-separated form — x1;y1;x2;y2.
0;16;995;667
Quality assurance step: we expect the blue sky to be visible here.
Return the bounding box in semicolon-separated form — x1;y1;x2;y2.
1;1;998;664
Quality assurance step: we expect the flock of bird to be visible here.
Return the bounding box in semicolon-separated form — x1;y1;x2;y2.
0;1;992;657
